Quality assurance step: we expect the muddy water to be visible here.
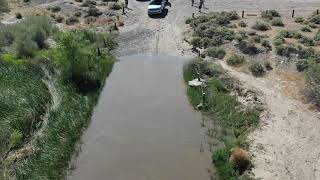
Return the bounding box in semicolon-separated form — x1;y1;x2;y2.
68;54;211;180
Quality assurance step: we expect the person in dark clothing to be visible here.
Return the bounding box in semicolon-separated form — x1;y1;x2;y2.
199;0;203;12
191;0;194;6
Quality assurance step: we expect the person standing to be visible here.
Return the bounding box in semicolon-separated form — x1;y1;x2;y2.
199;0;203;12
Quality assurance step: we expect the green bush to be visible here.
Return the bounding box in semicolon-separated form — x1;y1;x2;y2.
56;30;115;91
55;15;64;23
249;62;265;76
309;23;317;28
252;21;271;31
238;21;247;27
205;47;226;59
301;26;311;32
271;18;284;26
227;54;245;66
295;17;305;23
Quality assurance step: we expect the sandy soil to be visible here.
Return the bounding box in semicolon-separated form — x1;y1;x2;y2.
117;1;320;180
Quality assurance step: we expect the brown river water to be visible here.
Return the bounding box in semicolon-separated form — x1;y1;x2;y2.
68;54;211;180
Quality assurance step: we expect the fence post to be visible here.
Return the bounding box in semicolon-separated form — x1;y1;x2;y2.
292;10;295;18
242;10;244;18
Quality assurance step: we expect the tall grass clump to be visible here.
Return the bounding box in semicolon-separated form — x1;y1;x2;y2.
0;60;50;157
183;59;259;179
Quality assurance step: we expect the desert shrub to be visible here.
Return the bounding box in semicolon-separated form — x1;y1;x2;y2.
55;15;64;23
109;2;121;10
234;31;248;42
249;62;265;76
314;30;320;41
250;35;265;43
264;61;273;71
86;6;102;17
74;12;82;17
237;40;260;55
81;0;96;7
15;12;23;19
261;10;280;20
301;26;311;32
0;0;9;13
295;17;305;23
185;18;192;24
305;61;320;105
271;18;284;26
298;36;314;46
297;46;315;59
227;54;245;66
49;6;61;12
238;21;247;27
296;60;309;72
247;31;256;36
66;16;79;25
309;15;320;24
252;21;271;31
261;39;272;51
309;23;317;28
275;45;297;57
75;0;83;2
205;47;226;59
278;30;302;39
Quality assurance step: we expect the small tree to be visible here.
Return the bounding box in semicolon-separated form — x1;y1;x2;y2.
0;0;9;14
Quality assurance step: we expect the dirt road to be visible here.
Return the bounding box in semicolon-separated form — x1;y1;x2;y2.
116;1;320;180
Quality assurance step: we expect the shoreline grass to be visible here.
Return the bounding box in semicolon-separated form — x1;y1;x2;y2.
183;59;260;179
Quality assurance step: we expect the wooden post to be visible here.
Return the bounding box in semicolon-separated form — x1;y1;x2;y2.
242;10;244;18
292;9;295;18
114;22;117;30
97;47;101;56
198;50;201;57
122;6;125;15
202;92;206;106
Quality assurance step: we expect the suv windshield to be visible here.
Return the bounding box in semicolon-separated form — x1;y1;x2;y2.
150;0;162;5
